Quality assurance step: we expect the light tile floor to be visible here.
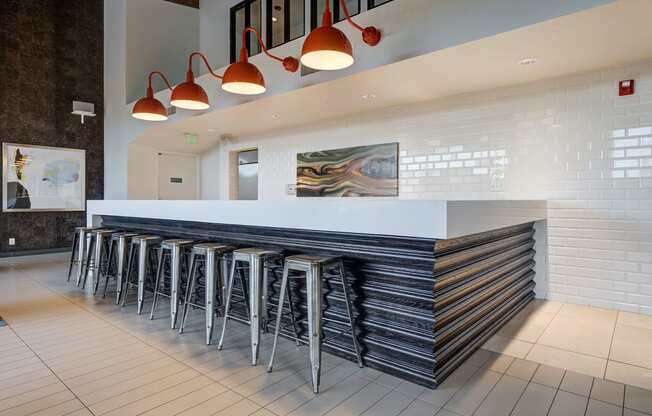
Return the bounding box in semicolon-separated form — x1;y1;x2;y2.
0;253;651;416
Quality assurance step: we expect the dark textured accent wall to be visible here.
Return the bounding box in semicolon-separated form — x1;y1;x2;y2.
0;0;103;255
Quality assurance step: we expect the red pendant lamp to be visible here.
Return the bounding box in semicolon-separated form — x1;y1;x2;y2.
301;0;381;71
170;52;224;110
132;71;173;121
222;27;299;95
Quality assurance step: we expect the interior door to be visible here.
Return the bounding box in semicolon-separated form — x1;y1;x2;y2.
157;153;198;200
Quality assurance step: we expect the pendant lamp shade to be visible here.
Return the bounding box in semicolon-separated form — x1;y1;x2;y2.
221;28;298;96
131;73;173;121
300;25;354;71
300;0;380;71
170;80;210;110
132;95;168;121
222;61;266;95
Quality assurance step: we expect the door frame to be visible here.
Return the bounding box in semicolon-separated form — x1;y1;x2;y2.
228;147;258;200
155;151;201;200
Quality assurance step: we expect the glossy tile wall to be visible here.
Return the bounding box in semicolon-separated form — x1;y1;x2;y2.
214;60;652;315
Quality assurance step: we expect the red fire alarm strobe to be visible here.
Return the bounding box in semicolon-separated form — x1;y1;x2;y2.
619;80;635;96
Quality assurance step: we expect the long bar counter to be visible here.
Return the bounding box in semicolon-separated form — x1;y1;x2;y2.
87;200;546;388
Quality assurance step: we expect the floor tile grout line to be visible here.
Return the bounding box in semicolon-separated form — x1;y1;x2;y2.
2;322;97;416
297;371;375;416
4;266;242;411
9;266;352;416
13;268;237;384
437;360;487;412
532;302;564;345
89;372;216;416
604;310;619;379
261;362;359;415
0;389;74;416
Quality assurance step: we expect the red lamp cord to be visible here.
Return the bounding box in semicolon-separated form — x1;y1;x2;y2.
322;0;381;45
241;27;281;63
240;27;299;72
186;51;224;81
337;0;364;32
146;71;173;97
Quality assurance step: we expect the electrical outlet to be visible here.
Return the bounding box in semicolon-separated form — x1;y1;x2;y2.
8;238;15;246
286;184;296;195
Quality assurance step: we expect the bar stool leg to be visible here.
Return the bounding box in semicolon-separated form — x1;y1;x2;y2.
121;244;137;307
338;261;363;367
284;278;302;346
93;235;105;295
218;256;229;313
307;264;322;394
81;235;96;289
75;230;88;286
205;252;217;345
150;250;166;320
67;231;79;282
179;253;197;334
267;263;290;373
102;240;116;298
116;239;129;304
217;258;238;350
170;245;183;329
137;241;149;314
250;256;264;365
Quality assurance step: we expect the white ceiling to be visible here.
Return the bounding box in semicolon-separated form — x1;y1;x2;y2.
134;0;652;153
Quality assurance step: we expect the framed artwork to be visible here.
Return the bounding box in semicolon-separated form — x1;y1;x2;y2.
2;143;86;212
297;142;398;197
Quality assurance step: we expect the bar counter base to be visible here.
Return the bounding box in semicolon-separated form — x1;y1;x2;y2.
97;215;538;389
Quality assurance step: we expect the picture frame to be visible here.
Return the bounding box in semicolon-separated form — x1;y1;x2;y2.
2;143;86;212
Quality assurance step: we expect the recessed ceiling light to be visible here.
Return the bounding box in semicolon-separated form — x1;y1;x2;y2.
272;16;278;22
271;114;280;119
362;93;377;100
207;128;217;133
518;58;537;66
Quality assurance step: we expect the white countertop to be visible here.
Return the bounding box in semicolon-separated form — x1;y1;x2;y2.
87;200;546;240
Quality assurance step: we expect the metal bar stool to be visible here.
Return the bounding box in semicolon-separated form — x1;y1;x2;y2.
178;242;235;344
101;232;138;304
217;248;285;365
150;239;194;329
121;235;162;314
81;229;118;291
68;226;96;286
267;255;363;394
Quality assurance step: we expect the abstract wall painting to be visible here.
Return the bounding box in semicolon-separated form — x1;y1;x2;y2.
297;143;399;197
2;143;85;212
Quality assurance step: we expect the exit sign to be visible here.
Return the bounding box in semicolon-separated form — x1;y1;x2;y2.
185;133;198;145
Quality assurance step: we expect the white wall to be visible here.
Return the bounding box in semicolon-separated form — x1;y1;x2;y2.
202;60;652;315
127;143;158;199
126;0;200;103
104;0;613;199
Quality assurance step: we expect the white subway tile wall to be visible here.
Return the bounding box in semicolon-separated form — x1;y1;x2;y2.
219;60;652;315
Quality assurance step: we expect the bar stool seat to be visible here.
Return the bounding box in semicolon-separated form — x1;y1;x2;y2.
267;254;363;394
150;239;195;328
179;243;235;344
218;247;283;365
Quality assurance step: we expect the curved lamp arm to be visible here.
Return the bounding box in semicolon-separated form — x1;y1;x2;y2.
146;71;174;97
185;51;224;82
325;0;381;46
241;27;299;72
